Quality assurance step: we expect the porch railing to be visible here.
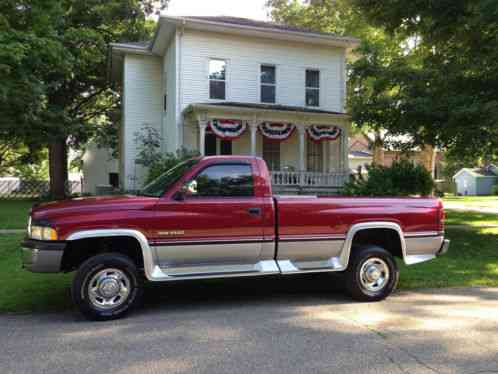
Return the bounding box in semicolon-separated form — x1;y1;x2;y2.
270;171;350;187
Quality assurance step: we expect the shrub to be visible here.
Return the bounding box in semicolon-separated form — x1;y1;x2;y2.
145;148;199;184
342;160;435;197
133;124;199;185
493;184;498;196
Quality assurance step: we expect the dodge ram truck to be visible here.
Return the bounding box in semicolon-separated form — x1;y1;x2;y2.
22;156;449;320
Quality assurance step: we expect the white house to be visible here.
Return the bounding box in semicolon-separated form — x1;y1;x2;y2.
453;166;498;196
96;16;359;194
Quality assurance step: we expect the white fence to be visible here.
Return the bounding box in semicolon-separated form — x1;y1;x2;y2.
0;179;82;199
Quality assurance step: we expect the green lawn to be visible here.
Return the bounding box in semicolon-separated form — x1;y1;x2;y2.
0;200;36;229
443;194;498;208
445;210;498;226
1;227;497;313
0;234;72;313
399;228;498;289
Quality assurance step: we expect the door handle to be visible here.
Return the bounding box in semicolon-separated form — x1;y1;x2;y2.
247;207;261;216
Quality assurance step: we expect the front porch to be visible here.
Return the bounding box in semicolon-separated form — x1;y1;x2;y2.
183;102;351;194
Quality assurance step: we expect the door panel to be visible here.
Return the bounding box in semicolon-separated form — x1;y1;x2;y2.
151;162;265;270
153;198;264;268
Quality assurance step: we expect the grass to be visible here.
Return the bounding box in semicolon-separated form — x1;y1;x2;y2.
0;227;497;313
0;234;72;312
399;228;498;289
445;210;498;226
0;200;36;229
443;194;498;208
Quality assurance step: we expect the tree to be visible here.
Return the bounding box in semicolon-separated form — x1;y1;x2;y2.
350;0;498;159
268;0;498;163
0;0;167;199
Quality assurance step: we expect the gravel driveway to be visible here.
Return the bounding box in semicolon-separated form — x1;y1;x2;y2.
1;277;497;374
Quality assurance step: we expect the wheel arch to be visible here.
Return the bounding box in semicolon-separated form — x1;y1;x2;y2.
340;222;407;269
64;229;155;279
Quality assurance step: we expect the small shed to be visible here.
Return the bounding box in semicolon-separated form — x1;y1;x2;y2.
453;166;498;196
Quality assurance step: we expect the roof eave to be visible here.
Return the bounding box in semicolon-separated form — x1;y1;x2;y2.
157;15;360;50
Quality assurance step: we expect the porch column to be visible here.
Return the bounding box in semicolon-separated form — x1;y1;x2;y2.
341;125;349;171
249;121;258;156
198;120;207;156
298;126;306;172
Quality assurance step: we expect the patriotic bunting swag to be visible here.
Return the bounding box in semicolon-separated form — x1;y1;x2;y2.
258;122;296;141
208;119;247;140
306;125;341;143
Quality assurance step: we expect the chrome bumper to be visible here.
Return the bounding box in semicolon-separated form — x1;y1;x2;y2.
437;239;450;256
21;239;66;273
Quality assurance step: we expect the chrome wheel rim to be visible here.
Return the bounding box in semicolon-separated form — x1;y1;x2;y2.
88;268;131;310
359;257;390;293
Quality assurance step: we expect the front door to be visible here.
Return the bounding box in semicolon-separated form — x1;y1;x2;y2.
153;162;264;274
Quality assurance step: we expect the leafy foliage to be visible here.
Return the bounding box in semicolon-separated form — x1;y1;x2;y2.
134;125;199;184
268;0;498;161
342;160;434;196
0;0;168;197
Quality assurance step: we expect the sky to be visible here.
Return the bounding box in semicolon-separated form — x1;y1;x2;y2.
162;0;270;21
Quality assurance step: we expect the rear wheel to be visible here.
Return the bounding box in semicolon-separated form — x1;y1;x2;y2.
71;253;143;321
344;246;399;301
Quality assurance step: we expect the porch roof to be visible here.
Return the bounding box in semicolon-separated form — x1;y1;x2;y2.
184;102;350;125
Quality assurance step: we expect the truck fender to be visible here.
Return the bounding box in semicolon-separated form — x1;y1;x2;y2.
340;222;407;269
66;229;156;281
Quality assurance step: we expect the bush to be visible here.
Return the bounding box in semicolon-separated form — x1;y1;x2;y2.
134;124;199;185
342;160;435;197
145;148;199;184
493;184;498;196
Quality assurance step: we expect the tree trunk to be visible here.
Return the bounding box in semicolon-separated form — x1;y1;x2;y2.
48;139;68;200
372;145;385;165
420;144;436;178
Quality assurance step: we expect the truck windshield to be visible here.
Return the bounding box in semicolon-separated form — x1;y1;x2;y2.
139;158;200;197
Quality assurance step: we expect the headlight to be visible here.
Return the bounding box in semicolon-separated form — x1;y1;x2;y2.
30;225;58;241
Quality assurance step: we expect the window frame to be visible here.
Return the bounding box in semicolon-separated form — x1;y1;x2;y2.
260;64;277;104
208;58;228;101
184;162;255;198
305;69;320;107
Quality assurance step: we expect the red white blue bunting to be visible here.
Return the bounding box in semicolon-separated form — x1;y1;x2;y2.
208;119;247;140
306;125;341;142
258;122;296;141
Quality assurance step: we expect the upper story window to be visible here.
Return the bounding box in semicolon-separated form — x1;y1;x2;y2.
260;65;276;103
305;69;320;107
209;59;226;100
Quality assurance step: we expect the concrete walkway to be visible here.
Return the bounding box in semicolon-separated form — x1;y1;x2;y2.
1;282;497;374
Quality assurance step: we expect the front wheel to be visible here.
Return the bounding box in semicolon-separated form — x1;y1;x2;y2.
344;246;399;302
71;253;143;321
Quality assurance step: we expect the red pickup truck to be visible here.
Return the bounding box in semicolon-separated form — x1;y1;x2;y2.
22;156;449;320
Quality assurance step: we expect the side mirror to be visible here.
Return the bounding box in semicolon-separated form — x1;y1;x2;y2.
173;180;197;201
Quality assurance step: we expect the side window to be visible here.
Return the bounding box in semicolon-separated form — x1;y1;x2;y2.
305;69;320;107
186;164;254;197
209;59;226;100
260;65;276;103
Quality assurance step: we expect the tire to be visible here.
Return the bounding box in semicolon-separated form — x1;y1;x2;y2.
344;245;399;302
71;253;143;321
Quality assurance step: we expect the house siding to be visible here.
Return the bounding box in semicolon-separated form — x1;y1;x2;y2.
163;36;178;153
122;54;163;190
179;30;345;113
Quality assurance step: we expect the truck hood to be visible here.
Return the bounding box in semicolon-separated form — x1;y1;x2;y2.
30;195;159;222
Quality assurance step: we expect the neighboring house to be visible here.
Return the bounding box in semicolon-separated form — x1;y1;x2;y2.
348;134;443;179
453;166;498;196
95;16;359;194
